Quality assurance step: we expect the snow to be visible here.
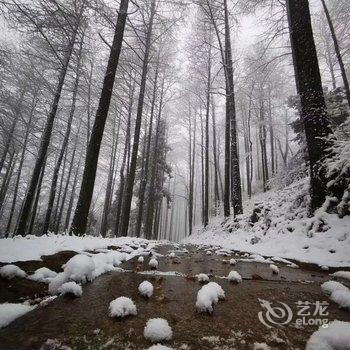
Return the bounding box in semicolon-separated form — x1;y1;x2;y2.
39;296;57;307
62;254;95;283
138;281;154;298
330;290;350;310
147;345;174;350
227;271;242;283
196;282;225;314
109;297;137;318
229;258;237;265
331;271;350;280
144;318;173;342
306;320;350;350
29;267;57;283
169;252;175;258
182;179;350;267
0;264;26;279
0;234;151;263
48;251;128;294
57;282;82;297
253;343;271;350
321;281;349;295
138;256;144;263
149;258;159;269
0;303;36;328
269;264;279;274
196;273;209;283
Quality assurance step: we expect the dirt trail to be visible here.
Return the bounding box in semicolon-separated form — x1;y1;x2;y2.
1;244;349;350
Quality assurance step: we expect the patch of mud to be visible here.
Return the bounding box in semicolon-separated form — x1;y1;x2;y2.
0;251;76;304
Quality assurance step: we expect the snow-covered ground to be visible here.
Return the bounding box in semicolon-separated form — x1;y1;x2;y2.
183;179;350;268
0;234;157;263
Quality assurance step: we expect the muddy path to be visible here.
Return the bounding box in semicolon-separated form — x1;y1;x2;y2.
1;244;349;350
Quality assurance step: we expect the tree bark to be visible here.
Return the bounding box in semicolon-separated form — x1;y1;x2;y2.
119;0;156;236
286;0;334;210
69;0;129;236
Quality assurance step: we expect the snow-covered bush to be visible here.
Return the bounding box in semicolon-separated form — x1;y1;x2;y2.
57;282;82;297
196;273;209;283
62;254;95;283
196;282;225;314
144;318;173;342
149;258;158;269
229;258;237;265
0;264;26;279
330;290;350;310
109;297;137;318
29;267;57;283
306;320;350;350
147;345;174;350
269;264;279;274
139;281;154;298
321;281;349;295
227;271;242;283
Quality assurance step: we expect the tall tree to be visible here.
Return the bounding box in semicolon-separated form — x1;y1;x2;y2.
286;0;334;210
69;0;129;235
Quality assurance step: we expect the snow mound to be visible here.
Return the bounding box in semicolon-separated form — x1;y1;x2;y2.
48;254;95;294
196;282;225;314
0;264;26;279
269;264;279;274
149;258;158;269
147;344;174;350
144;318;173;342
253;343;271;350
109;297;137;318
321;281;349;295
63;254;95;283
330;290;350;310
139;281;154;298
331;271;350;281
138;256;144;263
0;303;35;328
48;272;69;295
58;281;82;297
29;267;57;283
306;320;350;350
229;258;237;265
227;271;242;283
196;273;209;283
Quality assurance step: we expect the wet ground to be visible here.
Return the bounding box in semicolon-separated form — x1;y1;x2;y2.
1;244;350;350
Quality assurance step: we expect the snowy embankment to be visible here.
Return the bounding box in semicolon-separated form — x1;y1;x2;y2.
183;179;350;268
0;234;158;263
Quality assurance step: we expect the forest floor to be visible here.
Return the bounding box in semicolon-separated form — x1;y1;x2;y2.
1;243;350;350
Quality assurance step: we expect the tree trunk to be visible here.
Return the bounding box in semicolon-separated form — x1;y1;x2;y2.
286;0;333;210
135;60;159;236
144;79;164;239
5;93;36;236
42;36;84;235
119;0;156;236
224;0;242;216
70;0;129;236
320;0;350;108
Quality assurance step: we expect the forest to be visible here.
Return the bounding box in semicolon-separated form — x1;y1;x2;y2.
0;0;350;349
